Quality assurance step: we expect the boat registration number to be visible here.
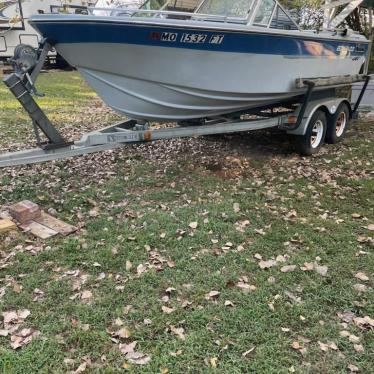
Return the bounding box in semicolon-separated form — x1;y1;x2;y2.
181;33;207;43
153;32;225;45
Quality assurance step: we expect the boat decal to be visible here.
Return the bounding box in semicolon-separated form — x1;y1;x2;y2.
160;32;178;42
31;21;368;58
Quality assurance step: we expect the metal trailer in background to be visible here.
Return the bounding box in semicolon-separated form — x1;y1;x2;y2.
0;41;372;168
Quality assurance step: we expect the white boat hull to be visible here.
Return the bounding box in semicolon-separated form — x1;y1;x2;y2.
30;15;369;121
56;42;364;120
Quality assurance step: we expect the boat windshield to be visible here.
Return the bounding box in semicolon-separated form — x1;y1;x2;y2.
196;0;254;18
140;0;168;10
140;0;199;11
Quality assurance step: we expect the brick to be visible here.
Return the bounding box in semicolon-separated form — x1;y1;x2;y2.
9;200;41;224
34;212;77;236
0;219;17;233
20;221;57;239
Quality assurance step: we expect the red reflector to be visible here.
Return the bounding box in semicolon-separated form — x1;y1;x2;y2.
287;115;298;125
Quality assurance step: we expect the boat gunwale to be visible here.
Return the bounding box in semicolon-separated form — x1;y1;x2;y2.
29;14;370;45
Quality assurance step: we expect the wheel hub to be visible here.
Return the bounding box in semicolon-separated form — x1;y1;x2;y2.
311;120;324;148
336;112;346;137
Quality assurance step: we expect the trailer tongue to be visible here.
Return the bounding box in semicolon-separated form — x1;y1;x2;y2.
0;41;371;168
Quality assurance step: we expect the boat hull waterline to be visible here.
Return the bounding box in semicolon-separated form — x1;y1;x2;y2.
30;16;369;121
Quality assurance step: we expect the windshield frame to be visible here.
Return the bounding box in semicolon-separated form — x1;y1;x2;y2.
249;0;300;30
195;0;255;22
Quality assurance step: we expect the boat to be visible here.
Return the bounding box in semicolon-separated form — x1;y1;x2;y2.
27;0;370;121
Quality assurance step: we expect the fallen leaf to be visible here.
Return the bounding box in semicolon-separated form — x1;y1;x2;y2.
254;228;266;236
242;347;255;357
3;311;19;324
205;290;220;300
161;306;175;314
165;287;176;294
116;327;131;339
353;316;374;329
13;283;22;294
367;224;374;231
276;255;287;263
337;311;356;323
209;357;218;368
137;264;147;275
122;362;130;370
119;341;137;355
189;222;198;229
340;330;351;338
233;203;240;213
349;334;360;343
74;362;88;373
353;284;367;293
88;208;99;218
317;341;338;352
354;272;369;282
285;291;301;304
236;281;257;293
125;351;151;365
291;341;301;350
81;290;92;300
169;349;183;357
224;300;235;307
114;318;123;326
352;213;362;219
258;260;277;269
301;262;314;271
0;329;9;337
354;344;364;353
64;358;75;365
280;265;297;273
170;326;185;340
125;261;133;271
10;328;40;349
17;309;31;320
315;265;328;276
348;364;359;372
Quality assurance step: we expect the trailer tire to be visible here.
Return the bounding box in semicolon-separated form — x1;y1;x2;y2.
294;110;327;156
325;102;350;144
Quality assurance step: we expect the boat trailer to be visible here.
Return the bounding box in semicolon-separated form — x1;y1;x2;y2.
0;42;372;168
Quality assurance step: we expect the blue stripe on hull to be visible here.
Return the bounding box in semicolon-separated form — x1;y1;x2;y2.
31;20;368;58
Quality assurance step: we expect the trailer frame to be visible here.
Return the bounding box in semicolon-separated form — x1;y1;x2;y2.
0;42;371;168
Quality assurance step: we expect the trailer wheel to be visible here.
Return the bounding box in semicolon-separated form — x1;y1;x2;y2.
325;103;350;144
294;110;327;156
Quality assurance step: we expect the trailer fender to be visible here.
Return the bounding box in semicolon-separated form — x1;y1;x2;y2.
287;98;351;136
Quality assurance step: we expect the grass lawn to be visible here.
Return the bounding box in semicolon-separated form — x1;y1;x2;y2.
0;71;373;373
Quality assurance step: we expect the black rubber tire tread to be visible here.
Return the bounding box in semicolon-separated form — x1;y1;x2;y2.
325;102;350;144
294;110;327;156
